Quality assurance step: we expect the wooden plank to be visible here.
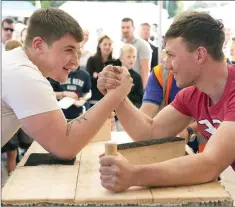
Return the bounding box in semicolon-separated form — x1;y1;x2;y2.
118;138;185;165
1;165;80;205
151;182;233;206
75;141;153;205
2;141;81;205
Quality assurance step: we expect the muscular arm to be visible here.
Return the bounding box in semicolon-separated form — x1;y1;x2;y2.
132;121;235;187
20;90;123;160
116;99;193;141
140;102;160;118
140;58;150;89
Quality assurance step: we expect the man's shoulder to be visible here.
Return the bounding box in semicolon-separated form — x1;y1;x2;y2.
3;49;50;94
3;47;39;74
178;86;203;103
134;37;150;48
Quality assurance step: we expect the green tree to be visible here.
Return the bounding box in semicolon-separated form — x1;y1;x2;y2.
187;1;217;10
155;1;184;18
30;1;66;8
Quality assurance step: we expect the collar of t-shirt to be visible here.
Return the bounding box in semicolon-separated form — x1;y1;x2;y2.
122;36;137;44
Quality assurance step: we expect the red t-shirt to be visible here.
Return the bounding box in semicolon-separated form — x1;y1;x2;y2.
171;65;235;171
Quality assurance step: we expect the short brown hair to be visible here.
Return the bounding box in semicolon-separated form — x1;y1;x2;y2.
25;8;83;47
165;11;225;61
2;18;14;26
5;40;22;51
122;18;134;27
140;23;150;27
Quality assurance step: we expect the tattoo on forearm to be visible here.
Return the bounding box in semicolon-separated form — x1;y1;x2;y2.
66;114;88;136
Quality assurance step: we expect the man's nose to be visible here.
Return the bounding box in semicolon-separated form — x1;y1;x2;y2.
71;54;79;68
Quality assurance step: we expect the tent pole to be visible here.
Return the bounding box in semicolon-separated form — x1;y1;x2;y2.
158;0;163;62
35;1;41;9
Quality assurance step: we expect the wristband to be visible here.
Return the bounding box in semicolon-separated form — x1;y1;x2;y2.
187;127;196;142
187;127;194;136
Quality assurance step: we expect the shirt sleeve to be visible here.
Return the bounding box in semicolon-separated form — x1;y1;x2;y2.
3;67;60;119
143;71;162;105
171;88;192;117
86;56;94;75
224;86;235;121
139;40;152;60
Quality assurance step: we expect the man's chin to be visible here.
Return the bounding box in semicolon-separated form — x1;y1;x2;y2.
176;81;192;89
50;75;68;83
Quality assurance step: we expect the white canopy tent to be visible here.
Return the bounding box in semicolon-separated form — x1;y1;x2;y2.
2;1;38;18
59;1;169;57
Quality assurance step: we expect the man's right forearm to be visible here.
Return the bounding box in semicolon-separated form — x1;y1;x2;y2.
140;102;160;118
55;91;125;159
115;98;152;141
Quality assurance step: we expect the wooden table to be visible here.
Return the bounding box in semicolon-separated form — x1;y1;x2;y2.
2;132;234;206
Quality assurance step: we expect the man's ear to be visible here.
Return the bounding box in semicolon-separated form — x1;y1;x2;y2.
31;37;46;54
196;47;207;63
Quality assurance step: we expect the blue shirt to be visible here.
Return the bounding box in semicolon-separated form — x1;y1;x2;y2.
143;71;181;105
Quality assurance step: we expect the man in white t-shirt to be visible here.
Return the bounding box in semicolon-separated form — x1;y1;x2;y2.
121;17;152;89
2;8;132;159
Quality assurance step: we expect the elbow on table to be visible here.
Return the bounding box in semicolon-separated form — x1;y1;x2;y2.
47;142;82;161
200;158;223;183
51;148;79;161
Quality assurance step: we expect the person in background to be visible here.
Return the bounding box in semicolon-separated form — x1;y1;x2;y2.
150;23;158;47
48;50;92;120
139;23;158;71
2;18;14;52
86;35;115;107
20;27;27;44
230;37;235;64
112;44;143;131
121;17;151;89
5;40;22;51
12;22;26;42
119;44;143;108
79;29;93;71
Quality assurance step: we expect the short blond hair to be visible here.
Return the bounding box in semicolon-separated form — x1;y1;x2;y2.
119;44;137;57
5;40;23;51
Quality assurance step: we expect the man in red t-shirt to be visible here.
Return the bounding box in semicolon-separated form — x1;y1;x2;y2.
97;11;235;192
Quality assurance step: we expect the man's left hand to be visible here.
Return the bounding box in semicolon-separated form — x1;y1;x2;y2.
99;153;135;192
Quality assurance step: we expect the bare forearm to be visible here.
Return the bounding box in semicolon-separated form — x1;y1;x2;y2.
55;91;63;100
65;92;123;155
116;98;152;141
132;154;218;187
46;92;124;159
140;103;160;118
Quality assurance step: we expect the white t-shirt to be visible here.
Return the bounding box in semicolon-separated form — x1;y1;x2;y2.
2;47;60;146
